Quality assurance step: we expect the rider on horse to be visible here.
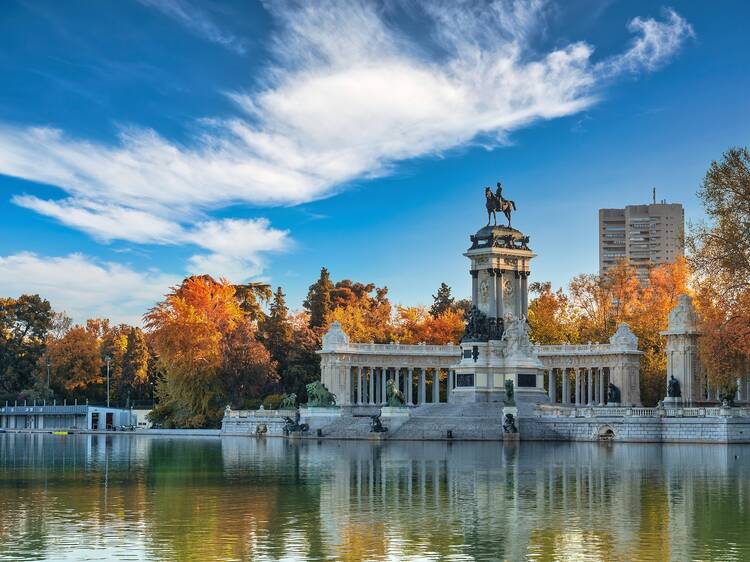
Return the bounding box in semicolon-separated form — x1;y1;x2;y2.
485;180;516;228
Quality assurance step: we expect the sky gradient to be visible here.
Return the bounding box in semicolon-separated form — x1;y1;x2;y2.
1;0;748;324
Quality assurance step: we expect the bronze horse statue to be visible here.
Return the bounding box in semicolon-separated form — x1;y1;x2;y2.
485;183;516;227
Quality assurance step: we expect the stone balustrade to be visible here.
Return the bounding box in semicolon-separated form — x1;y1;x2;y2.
535;404;749;418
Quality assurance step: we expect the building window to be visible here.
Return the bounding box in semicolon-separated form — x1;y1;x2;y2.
517;374;536;388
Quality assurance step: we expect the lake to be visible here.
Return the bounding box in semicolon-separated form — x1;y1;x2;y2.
1;433;749;561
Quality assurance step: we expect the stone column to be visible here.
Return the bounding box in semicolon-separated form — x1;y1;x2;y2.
497;270;505;319
448;370;454;402
407;368;413;405
515;271;522;318
470;270;479;305
574;368;580;406
369;367;375;405
521;271;528;318
433;368;440;403
381;368;387;405
419;369;426;404
548;370;556;403
561;369;569;405
598;368;605;405
395;368;400;396
357;367;372;404
488;270;497;319
587;368;593;405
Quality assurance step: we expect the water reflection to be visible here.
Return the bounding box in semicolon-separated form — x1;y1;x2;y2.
1;434;749;561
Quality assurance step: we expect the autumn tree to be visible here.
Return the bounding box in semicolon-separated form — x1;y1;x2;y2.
0;294;53;397
527;282;579;345
145;276;276;427
327;285;393;343
394;306;465;345
688;147;750;392
430;283;455;318
98;322;129;401
304;267;333;329
284;312;322;399
46;325;103;398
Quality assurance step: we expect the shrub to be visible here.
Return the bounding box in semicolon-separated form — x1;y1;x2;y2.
244;398;262;410
262;394;284;410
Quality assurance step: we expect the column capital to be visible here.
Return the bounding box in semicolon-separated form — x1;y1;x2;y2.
470;269;479;278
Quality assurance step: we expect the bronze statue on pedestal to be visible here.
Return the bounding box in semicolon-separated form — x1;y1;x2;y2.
485;181;517;227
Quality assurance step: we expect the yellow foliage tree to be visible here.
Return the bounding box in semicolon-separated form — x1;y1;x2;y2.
47;326;103;394
145;276;246;427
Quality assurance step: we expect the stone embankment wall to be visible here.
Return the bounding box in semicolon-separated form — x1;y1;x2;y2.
524;416;750;443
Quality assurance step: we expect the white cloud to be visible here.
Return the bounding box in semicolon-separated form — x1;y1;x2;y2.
0;2;693;223
137;0;247;54
600;8;694;76
12;195;184;244
185;218;291;282
9;196;291;283
0;253;178;325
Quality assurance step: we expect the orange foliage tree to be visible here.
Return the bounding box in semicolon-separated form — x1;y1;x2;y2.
530;258;690;405
46;325;103;397
393;306;464;344
145;275;277;428
688;147;750;397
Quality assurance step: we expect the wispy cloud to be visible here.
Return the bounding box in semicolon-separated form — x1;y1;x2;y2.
0;1;693;289
13;194;291;283
137;0;247;54
0;252;178;325
599;8;694;76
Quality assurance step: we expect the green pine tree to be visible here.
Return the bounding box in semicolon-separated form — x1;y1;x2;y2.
122;327;150;404
304;267;334;329
264;287;293;374
430;282;455;318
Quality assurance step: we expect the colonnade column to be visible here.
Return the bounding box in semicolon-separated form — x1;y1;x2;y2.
497;270;505;319
548;370;556;403
381;367;387;405
419;369;426;404
395;368;401;397
470;270;479;304
433;368;440;403
357;367;372;404
488;270;497;320
587;368;593;405
598;368;605;405
562;369;569;405
574;369;581;406
521;271;528;318
369;367;375;405
407;368;413;405
448;370;454;402
515;272;522;317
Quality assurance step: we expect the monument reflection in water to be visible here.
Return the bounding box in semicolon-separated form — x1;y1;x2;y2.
1;434;750;561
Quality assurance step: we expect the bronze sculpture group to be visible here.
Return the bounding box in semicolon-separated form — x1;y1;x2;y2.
485;181;517;227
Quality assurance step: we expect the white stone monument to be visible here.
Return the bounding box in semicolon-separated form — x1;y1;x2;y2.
661;294;701;404
453;225;546;405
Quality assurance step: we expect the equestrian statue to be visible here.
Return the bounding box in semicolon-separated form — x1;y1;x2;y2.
485;181;517;227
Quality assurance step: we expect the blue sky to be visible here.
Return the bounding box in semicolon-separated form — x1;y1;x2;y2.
0;0;748;324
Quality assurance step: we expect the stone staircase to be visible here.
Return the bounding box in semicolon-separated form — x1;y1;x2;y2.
318;415;374;439
388;403;504;441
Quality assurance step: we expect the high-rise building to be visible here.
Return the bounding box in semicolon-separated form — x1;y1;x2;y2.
599;197;684;282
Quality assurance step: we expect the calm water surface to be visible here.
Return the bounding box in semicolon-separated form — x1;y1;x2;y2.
1;433;749;561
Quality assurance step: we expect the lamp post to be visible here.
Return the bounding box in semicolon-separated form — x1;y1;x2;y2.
105;355;111;408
